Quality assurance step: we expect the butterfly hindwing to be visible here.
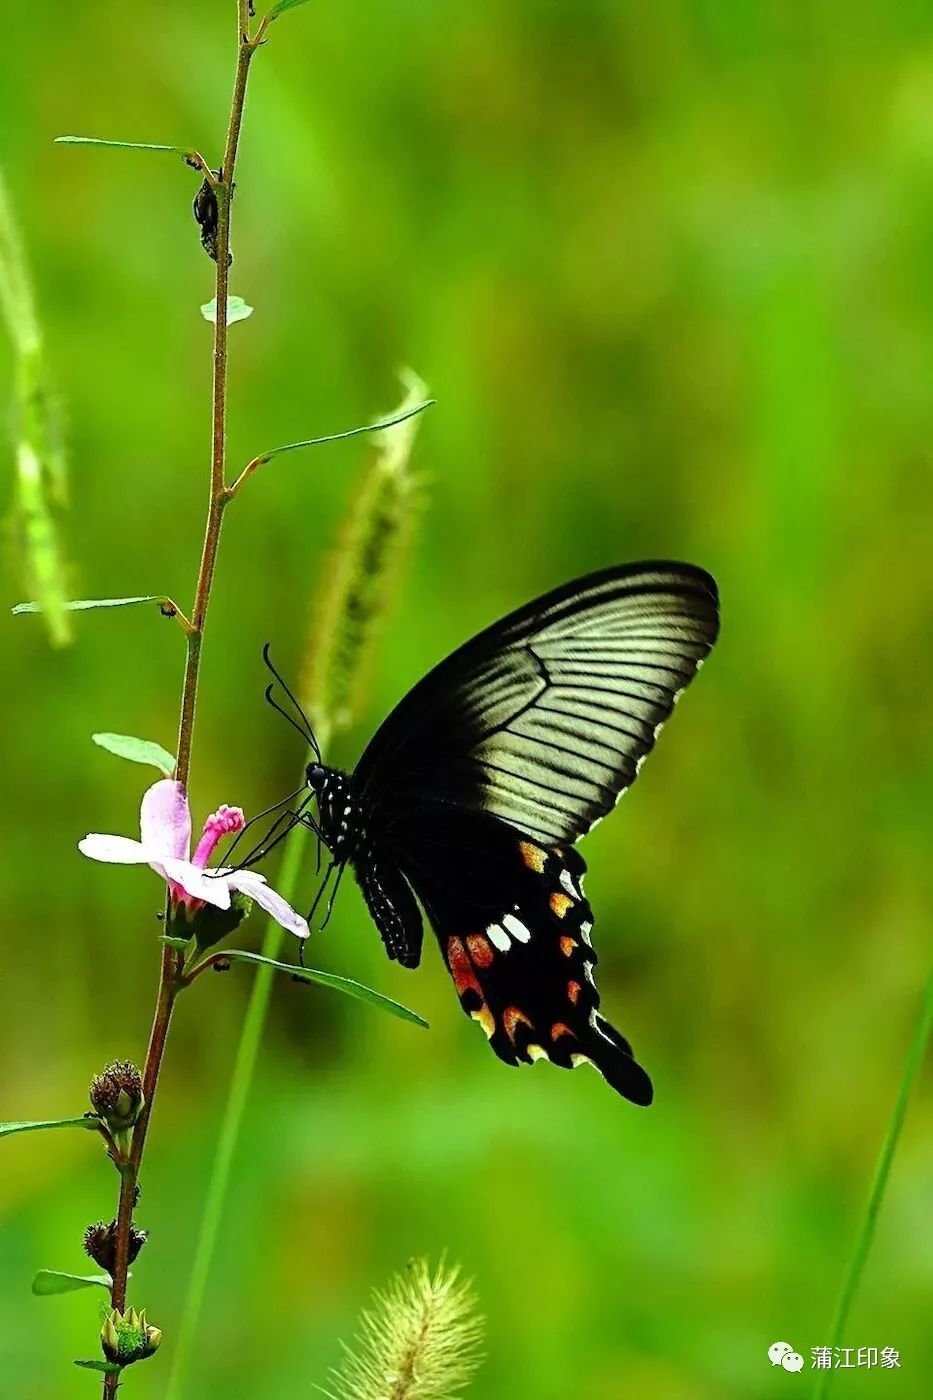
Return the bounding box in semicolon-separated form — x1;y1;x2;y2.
389;803;653;1106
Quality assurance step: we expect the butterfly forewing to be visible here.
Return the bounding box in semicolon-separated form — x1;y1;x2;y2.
354;563;719;846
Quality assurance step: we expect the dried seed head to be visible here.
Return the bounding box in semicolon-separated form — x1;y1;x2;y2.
83;1220;147;1273
89;1060;144;1132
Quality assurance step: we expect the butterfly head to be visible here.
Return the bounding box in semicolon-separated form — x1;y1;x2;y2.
305;763;360;861
305;762;327;792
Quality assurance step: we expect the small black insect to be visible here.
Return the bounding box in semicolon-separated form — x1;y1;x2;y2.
251;563;719;1105
192;176;232;267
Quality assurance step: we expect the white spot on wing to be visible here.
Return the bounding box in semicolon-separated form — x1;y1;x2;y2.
502;912;531;943
486;922;510;953
559;867;579;899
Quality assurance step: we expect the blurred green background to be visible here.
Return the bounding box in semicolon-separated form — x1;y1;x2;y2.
3;1;933;1395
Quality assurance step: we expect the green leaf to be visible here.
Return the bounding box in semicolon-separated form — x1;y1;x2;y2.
13;593;173;616
74;1360;121;1374
268;0;314;17
250;399;435;468
55;136;200;166
92;732;175;776
161;935;190;952
200;295;253;326
33;1270;111;1297
221;951;429;1028
1;1116;99;1139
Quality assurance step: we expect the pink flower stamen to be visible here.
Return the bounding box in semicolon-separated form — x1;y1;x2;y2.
192;805;245;870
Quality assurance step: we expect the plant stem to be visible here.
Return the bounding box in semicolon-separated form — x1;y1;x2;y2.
166;811;315;1400
175;20;256;783
101;9;260;1396
812;970;933;1398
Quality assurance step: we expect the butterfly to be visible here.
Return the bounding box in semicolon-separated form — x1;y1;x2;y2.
255;563;719;1105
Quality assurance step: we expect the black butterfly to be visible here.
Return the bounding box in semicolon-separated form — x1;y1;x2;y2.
256;563;719;1106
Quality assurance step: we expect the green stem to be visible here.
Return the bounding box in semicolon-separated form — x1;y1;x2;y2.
812;970;933;1398
166;797;316;1399
101;9;261;1397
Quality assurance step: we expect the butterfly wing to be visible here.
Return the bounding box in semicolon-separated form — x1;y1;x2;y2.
354;563;719;846
388;802;653;1104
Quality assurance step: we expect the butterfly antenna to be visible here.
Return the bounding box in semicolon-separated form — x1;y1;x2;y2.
262;643;322;762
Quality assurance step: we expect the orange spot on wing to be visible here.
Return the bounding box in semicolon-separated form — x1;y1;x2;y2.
503;1005;534;1043
559;935;577;958
446;936;483;1000
567;980;582;1006
466;933;494;968
551;1022;575;1041
550;892;572;919
518;840;546;873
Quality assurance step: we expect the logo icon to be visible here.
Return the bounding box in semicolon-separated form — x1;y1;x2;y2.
769;1342;805;1373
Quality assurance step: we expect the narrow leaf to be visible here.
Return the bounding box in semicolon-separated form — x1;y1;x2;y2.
200;295;253;326
221;951;428;1028
56;136;200;165
75;1360;121;1374
255;399;434;467
92;732;175;776
0;1116;99;1139
161;935;190;952
13;593;173;616
33;1270;111;1297
268;0;314;17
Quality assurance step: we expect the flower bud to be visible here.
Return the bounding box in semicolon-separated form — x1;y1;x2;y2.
89;1061;144;1133
100;1307;162;1367
83;1220;147;1273
190;889;253;952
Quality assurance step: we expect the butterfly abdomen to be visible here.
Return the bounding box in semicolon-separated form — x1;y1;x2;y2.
355;846;424;969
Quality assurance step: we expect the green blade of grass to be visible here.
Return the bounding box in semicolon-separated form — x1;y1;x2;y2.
812;970;933;1398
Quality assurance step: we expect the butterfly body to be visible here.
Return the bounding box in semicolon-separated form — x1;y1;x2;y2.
292;562;719;1106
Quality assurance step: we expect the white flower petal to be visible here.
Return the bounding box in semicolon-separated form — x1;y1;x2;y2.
230;870;309;938
161;857;233;910
78;834;150;865
141;780;191;862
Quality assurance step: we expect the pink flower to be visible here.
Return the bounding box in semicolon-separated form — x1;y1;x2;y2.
79;779;308;938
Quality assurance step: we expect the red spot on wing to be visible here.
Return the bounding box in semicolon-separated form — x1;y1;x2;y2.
503;1006;534;1044
446;936;483;1000
567;980;583;1006
466;933;494;968
551;1022;575;1042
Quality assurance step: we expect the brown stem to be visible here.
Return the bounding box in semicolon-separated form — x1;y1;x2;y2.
102;9;260;1395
